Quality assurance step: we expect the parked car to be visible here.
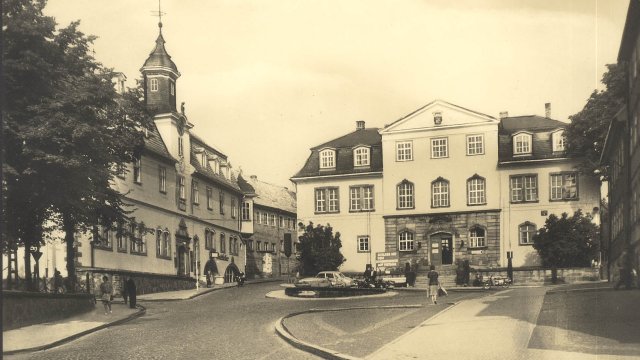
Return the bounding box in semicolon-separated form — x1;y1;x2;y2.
295;271;354;288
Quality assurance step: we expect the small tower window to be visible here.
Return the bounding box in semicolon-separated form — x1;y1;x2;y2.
150;78;159;92
178;136;184;157
170;81;175;96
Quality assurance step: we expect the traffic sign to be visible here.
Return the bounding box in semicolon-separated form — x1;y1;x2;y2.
31;251;43;262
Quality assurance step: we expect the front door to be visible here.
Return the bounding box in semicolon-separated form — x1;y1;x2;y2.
430;233;453;266
440;237;453;265
177;246;186;276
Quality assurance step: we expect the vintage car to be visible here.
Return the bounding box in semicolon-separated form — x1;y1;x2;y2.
295;271;354;288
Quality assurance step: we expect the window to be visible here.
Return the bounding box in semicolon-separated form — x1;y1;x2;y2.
231;198;237;218
319;149;335;169
552;130;566;152
513;133;532;155
397;180;414;209
314;187;339;213
465;134;485;155
467;176;486;205
133;156;142;183
510;175;538;203
192;181;199;204
205;229;215;250
256;241;261;251
469;227;486;248
269;214;276;226
202;187;211;210
550;173;578;200
399;231;414;251
261;212;268;224
396;141;413;161
97;224;113;249
220;233;226;253
116;222;126;252
350;185;374;211
247;240;253;251
200;152;207;167
116;163;126;179
170;81;175;96
354;147;370;167
256;211;261;224
431;137;448;158
178;136;184;157
519;223;536;245
157;229;170;258
431;178;450;208
242;202;251;221
631;113;638;153
279;216;284;227
357;236;370;252
159;166;166;193
130;223;146;254
219;191;225;214
178;176;186;200
150;78;158;92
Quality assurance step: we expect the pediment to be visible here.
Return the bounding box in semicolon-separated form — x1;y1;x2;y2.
381;100;498;133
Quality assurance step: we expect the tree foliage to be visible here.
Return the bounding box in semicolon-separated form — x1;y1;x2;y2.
296;222;346;276
533;210;600;268
2;0;152;288
565;63;626;175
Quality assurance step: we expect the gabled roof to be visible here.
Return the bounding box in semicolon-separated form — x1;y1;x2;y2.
144;122;174;161
142;31;180;75
293;128;383;179
239;175;296;214
498;116;570;163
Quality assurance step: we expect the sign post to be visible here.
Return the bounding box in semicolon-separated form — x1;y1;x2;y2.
31;247;43;290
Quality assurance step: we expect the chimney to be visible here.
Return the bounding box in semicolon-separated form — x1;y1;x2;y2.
545;103;551;118
499;111;509;119
356;120;365;130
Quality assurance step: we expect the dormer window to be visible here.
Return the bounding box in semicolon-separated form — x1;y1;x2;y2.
353;147;370;167
201;152;207;167
150;78;158;92
319;149;336;169
552;130;566;152
513;132;532;155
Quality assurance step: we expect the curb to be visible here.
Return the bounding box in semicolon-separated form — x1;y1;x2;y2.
275;305;423;360
138;278;283;302
3;304;147;356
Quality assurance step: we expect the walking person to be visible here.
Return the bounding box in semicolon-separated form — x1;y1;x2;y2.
121;277;129;305
125;277;137;308
100;275;113;315
427;265;439;304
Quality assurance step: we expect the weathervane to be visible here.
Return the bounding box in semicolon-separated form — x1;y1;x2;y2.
151;0;166;31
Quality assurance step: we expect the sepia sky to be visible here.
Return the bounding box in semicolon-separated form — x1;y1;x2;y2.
44;0;628;188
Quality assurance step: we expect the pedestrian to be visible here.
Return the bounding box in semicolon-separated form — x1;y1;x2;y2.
614;266;631;290
100;275;113;315
53;269;64;294
125;277;137;308
427;265;439;304
122;277;129;305
404;262;411;288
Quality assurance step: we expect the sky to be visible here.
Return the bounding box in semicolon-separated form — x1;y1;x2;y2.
44;0;629;188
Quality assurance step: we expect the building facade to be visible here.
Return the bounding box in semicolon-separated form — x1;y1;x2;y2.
602;0;640;283
238;175;298;279
292;121;385;273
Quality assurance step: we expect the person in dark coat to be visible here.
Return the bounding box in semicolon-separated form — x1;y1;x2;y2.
122;277;129;305
125;278;137;308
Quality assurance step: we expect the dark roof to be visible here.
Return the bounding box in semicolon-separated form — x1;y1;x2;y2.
190;140;240;192
618;0;640;61
239;175;296;214
144;123;174;161
498;116;569;163
236;174;256;195
293;128;383;179
142;32;179;74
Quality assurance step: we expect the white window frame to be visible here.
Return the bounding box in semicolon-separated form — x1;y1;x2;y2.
349;185;374;211
469;227;486;248
467;176;486;205
513;132;532;155
398;231;414;251
550;172;578;200
170;81;175;96
552;130;566;152
319;149;336;169
150;78;158;92
192;181;199;204
353;147;370;167
242;202;251;221
466;134;485;156
357;236;370;252
510;175;537;203
519;223;536;245
178;176;186;200
431;137;449;159
206;187;213;210
431;179;450;208
396;141;413;162
133;156;142;183
397;181;414;209
159;166;166;193
315;187;339;213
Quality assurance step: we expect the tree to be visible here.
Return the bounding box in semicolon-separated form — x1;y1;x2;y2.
2;0;152;290
296;222;346;276
565;63;626;176
533;210;600;270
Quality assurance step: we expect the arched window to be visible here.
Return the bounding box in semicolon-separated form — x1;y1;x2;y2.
319;149;336;169
397;180;414;209
513;132;532;155
519;222;536;245
398;231;414;251
467;175;486;205
205;228;215;250
469;226;486;248
156;229;162;256
431;177;450;208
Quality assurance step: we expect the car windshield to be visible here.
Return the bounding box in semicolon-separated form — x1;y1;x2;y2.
315;274;325;278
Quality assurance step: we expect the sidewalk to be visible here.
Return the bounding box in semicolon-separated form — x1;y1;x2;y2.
3;277;282;355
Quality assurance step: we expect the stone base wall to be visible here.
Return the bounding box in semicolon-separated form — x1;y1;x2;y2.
77;268;195;297
2;291;95;330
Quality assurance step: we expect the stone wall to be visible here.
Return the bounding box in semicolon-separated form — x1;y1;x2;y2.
2;291;95;330
480;267;601;285
77;268;195;297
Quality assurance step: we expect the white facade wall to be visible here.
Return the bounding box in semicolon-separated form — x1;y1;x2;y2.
296;175;385;273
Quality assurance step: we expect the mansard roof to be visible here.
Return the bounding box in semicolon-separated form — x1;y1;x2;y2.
190;137;240;192
498;115;570;164
293;128;383;179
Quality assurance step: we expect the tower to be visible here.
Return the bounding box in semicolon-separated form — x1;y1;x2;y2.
141;21;180;115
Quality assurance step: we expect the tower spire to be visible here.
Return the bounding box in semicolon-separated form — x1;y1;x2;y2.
151;0;166;33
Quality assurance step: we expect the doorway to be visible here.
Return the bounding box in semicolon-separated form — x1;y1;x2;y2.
177;246;186;276
430;233;453;266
